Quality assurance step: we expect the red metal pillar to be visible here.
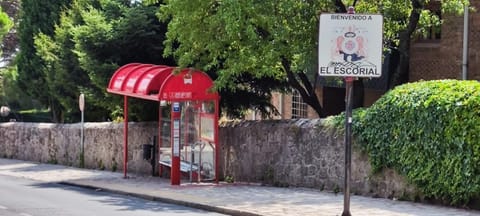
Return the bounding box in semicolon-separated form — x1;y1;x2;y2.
183;104;189;161
214;99;220;184
158;102;163;177
171;102;181;185
196;102;202;183
123;95;128;178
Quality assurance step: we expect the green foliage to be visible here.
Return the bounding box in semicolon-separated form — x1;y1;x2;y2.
34;0;174;122
260;165;275;185
159;0;334;117
1;66;21;106
47;158;58;165
224;175;234;183
17;109;51;122
355;80;480;205
97;159;105;170
16;0;72;121
111;158;117;172
79;152;85;168
333;184;340;194
0;7;13;46
353;0;468;47
34;5;90;122
1;66;46;122
160;0;331;80
12;0;470;120
324;107;367;131
150;0;469;117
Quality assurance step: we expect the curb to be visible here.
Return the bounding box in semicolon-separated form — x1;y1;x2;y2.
59;181;261;216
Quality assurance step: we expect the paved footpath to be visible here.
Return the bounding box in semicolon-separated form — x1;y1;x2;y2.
0;158;479;216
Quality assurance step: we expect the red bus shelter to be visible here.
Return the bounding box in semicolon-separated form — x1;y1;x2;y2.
107;63;220;185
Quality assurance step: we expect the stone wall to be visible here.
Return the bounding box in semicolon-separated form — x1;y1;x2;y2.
220;119;417;198
0;122;156;175
0;120;417;199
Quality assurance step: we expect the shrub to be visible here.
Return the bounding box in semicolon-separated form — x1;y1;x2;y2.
355;80;480;205
18;109;52;122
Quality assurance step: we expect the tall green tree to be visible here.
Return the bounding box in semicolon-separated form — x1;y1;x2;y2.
0;0;19;66
155;0;468;118
159;0;333;117
0;0;34;112
0;6;14;105
0;7;13;53
16;0;72;122
35;0;175;122
34;0;93;122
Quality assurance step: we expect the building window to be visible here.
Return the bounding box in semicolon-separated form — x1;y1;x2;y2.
417;1;442;41
423;11;441;40
292;90;308;118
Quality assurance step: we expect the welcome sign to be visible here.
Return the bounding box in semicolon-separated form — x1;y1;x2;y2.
318;13;383;77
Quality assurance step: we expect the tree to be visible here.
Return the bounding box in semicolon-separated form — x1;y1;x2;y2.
35;0;175;122
0;2;16;107
0;0;19;67
34;0;94;122
0;0;40;113
156;0;468;118
349;0;468;88
0;6;13;58
159;0;333;118
16;0;72;122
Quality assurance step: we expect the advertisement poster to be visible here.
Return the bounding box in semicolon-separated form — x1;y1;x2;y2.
200;114;215;142
173;119;180;157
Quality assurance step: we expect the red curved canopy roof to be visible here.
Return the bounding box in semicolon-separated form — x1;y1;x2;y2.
107;63;218;101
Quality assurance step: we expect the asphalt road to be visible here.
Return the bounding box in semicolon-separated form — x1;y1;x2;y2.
0;174;226;216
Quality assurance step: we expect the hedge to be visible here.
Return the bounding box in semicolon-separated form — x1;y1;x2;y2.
354;80;480;205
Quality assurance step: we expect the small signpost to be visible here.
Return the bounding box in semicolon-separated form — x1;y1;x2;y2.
318;7;383;216
79;93;85;168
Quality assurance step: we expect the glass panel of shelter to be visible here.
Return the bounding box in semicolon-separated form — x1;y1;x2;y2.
158;100;216;182
158;104;171;178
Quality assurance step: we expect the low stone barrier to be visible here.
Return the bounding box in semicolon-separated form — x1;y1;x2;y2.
0;120;417;199
220;119;417;199
0;122;156;175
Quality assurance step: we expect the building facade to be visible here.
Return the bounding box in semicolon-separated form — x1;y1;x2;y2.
410;1;480;82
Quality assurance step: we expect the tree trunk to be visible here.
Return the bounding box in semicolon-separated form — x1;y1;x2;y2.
282;57;325;118
352;79;364;108
389;0;422;88
49;98;64;123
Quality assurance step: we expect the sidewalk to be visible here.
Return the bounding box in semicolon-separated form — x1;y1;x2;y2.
0;158;479;216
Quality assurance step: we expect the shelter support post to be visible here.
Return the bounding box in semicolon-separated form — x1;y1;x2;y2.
123;96;129;178
158;103;163;177
214;99;220;183
171;102;181;185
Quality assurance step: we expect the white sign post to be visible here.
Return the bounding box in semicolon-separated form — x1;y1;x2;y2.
79;93;85;168
318;7;383;216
